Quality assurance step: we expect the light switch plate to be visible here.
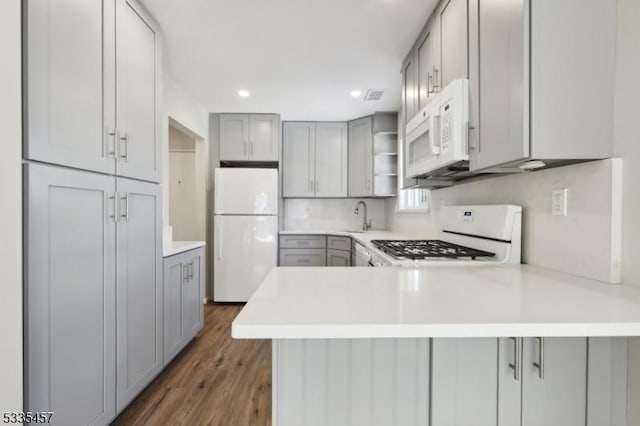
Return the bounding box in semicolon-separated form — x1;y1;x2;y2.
551;188;568;216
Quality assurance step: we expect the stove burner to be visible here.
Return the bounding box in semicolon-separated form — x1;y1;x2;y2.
370;240;495;260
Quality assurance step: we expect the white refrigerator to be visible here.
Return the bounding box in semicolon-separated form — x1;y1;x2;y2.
213;168;278;302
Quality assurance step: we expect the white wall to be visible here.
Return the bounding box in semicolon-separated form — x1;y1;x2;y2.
284;198;387;231
613;0;640;422
0;0;23;413
169;126;199;240
162;74;210;227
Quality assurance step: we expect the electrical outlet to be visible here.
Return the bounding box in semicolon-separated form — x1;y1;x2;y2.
551;188;568;216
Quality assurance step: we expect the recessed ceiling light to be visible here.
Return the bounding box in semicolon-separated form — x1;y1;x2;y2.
238;89;250;98
350;90;362;98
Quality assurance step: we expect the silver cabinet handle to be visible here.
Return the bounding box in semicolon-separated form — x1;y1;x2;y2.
427;73;433;95
244;141;248;157
120;132;129;162
433;67;440;92
189;262;194;280
508;337;521;381
533;337;545;379
105;128;117;158
250;142;254;158
182;263;189;283
120;193;129;222
108;192;118;223
309;179;313;192
316;180;319;192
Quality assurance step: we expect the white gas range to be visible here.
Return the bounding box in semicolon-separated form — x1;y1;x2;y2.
366;205;522;267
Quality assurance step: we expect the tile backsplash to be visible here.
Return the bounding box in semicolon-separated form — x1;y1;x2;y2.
284;198;387;231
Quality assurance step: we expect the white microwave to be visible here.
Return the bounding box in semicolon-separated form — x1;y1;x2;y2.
405;79;469;178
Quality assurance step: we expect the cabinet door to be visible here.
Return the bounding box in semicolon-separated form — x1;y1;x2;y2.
116;178;162;412
403;55;418;124
115;0;160;182
348;117;373;197
315;122;348;197
279;249;327;267
327;249;351;267
25;164;116;426
25;0;116;175
521;337;587;426
163;252;186;366
472;0;529;171
183;248;204;341
431;338;499;426
416;19;439;108
282;122;316;197
249;114;279;161
220;114;250;161
440;0;469;88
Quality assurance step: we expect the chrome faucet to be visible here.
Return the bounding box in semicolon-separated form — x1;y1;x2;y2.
354;200;372;231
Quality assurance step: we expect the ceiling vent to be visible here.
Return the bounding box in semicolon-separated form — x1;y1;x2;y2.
364;89;384;101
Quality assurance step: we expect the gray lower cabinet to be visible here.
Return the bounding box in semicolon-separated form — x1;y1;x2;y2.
432;337;627;426
25;164;117;426
327;249;351;267
280;249;327;267
163;247;204;366
115;177;163;412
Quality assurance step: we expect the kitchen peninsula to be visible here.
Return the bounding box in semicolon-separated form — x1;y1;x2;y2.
233;266;636;426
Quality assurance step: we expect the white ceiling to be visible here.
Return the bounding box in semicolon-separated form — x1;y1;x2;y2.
142;0;439;121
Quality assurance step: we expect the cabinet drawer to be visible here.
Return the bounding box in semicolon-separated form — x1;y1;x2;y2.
280;235;327;249
327;236;351;252
279;249;327;267
327;249;351;267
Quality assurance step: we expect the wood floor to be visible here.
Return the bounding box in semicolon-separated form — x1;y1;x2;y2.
112;304;272;426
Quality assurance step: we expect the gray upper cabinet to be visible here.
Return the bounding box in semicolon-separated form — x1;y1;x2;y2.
471;0;616;171
416;18;439;109
439;0;468;88
24;0;116;175
25;163;117;426
402;57;418;125
25;0;160;182
163;247;204;366
220;114;280;162
115;0;160;182
314;122;348;197
219;114;250;161
348;116;373;197
116;177;163;412
282;122;347;197
282;122;315;197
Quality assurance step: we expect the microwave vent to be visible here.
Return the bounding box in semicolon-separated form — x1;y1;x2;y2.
364;89;384;101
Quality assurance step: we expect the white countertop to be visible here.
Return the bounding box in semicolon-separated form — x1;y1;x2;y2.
163;240;206;257
232;265;640;339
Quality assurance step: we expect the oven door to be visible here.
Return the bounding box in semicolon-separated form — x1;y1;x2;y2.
405;98;441;178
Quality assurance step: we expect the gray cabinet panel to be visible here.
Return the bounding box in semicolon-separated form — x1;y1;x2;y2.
282;122;315;197
587;337;628;426
439;0;468;88
116;177;163;412
25;164;116;426
315;122;348;197
249;114;279;161
25;0;115;175
279;249;327;267
163;253;185;365
521;337;587;426
327;249;351;267
327;236;351;252
431;338;498;426
115;0;160;182
220;114;250;161
403;57;418;124
184;248;204;340
416;24;437;109
348;116;373;197
473;0;528;170
280;235;326;249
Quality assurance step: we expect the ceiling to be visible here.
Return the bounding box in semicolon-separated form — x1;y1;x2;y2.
142;0;439;121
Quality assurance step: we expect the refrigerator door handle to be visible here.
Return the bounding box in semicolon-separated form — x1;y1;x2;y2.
215;216;222;259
